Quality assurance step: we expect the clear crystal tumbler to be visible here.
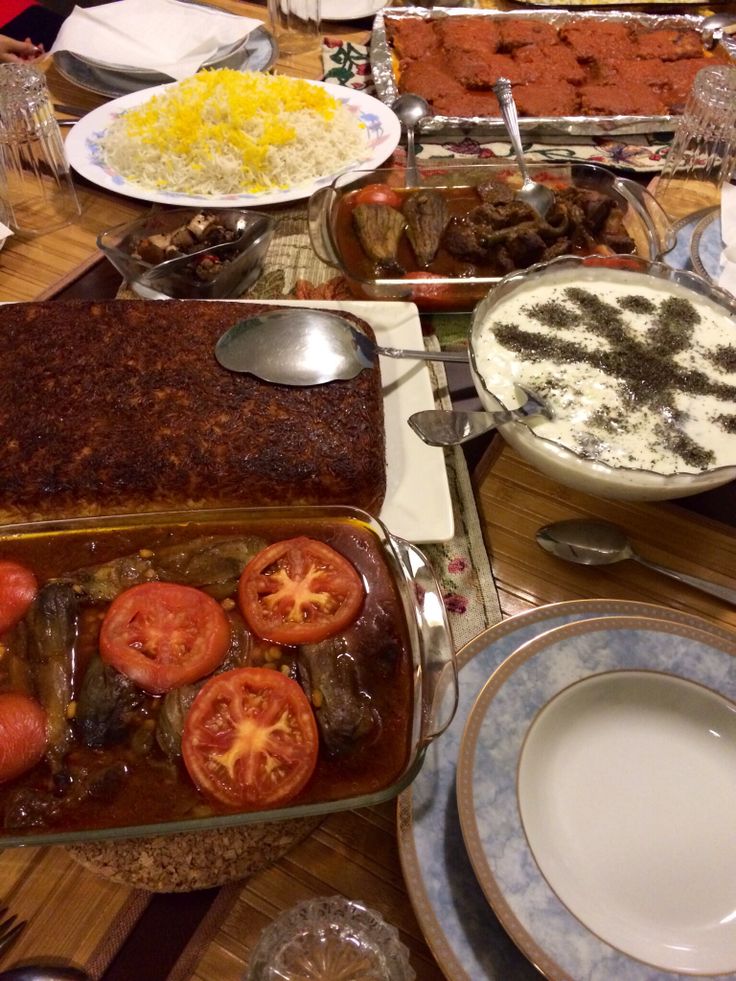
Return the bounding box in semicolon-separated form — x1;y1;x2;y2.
0;63;80;236
655;65;736;217
267;0;321;61
246;896;415;981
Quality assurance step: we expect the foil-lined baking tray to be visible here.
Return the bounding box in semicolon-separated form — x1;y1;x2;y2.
370;7;734;140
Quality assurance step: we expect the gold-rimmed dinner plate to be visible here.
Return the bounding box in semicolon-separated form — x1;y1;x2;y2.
397;601;736;981
456;615;736;980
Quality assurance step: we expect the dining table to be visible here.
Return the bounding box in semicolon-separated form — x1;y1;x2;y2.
0;0;735;978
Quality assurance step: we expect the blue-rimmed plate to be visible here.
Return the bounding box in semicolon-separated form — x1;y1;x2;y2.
64;79;400;207
456;615;736;980
691;208;725;284
396;601;736;981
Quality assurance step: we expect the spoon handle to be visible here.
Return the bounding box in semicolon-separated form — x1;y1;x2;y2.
492;78;531;182
377;346;468;363
405;125;418;189
634;555;736;606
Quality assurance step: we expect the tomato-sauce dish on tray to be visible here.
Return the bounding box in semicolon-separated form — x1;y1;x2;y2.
370;9;734;139
0;507;454;846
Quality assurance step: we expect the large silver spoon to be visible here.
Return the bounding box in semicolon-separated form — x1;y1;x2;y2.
391;93;430;189
215;309;468;385
409;386;552;446
537;518;736;605
492;78;554;218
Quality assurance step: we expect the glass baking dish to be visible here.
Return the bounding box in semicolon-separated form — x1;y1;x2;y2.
0;506;457;847
308;159;673;312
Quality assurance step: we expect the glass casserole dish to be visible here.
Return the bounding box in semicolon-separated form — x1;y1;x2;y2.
0;506;457;847
308;160;673;312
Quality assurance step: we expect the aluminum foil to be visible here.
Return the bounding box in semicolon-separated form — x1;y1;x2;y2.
370;6;735;140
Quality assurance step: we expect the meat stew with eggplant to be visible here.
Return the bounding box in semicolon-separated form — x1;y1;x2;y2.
0;516;415;840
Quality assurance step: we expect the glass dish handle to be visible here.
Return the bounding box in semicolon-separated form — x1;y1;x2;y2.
614;176;675;259
391;535;458;746
307;186;340;267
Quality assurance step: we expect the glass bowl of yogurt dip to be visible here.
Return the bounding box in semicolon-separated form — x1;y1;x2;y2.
469;254;736;501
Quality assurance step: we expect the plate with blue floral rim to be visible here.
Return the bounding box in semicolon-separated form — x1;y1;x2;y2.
64;79;400;207
691;208;726;285
456;614;736;981
396;600;736;981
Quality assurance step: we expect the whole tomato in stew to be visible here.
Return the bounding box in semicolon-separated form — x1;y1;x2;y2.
0;692;47;782
351;183;403;209
403;271;456;306
0;560;38;635
238;537;364;645
182;667;318;809
99;582;230;694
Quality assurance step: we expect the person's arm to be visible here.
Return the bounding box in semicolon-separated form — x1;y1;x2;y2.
0;34;43;63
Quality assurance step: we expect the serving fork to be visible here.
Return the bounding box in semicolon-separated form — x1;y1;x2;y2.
0;905;25;958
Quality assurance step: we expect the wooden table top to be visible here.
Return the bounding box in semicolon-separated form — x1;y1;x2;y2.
0;7;735;979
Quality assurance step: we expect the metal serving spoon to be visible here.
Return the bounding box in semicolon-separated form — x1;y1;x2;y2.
701;12;736;48
492;78;555;219
391;93;430;189
215;309;468;385
537;518;736;605
409;386;552;446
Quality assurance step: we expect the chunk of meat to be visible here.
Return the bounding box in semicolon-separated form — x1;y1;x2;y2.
560;21;633;62
499;18;558;50
385;16;440;61
635;28;704;61
513;81;579;117
514;44;587;86
398;60;464;110
436;16;502;57
579;81;668;116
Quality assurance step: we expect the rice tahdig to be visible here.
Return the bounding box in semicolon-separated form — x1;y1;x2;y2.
101;69;369;196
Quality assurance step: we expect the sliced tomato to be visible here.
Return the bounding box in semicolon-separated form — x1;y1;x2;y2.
402;271;457;307
99;582;230;694
0;560;38;635
182;667;318;809
351;183;403;209
238;537;364;646
0;692;47;782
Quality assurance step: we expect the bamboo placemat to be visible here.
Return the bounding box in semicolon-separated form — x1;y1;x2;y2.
0;847;150;978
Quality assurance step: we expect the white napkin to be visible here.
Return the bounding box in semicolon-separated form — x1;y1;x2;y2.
0;221;13;251
50;0;261;81
717;182;736;297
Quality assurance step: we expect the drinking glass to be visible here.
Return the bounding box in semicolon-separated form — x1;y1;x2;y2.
267;0;321;61
0;63;81;236
655;65;736;218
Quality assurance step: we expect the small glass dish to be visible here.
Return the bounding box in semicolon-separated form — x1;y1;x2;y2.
97;207;276;299
307;160;673;312
246;896;416;981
